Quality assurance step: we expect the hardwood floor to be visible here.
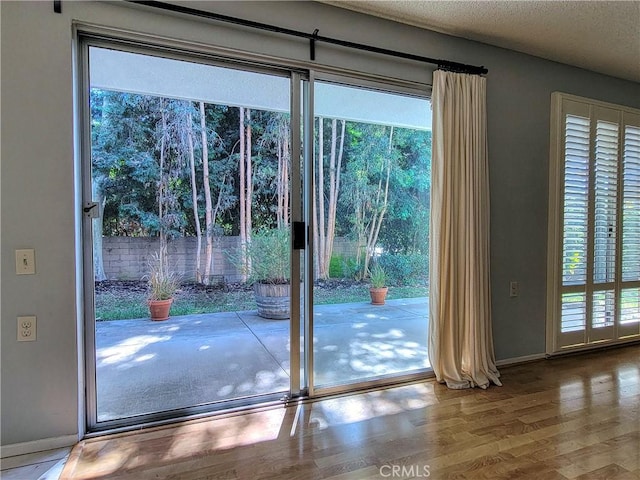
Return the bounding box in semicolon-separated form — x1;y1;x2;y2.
61;345;640;480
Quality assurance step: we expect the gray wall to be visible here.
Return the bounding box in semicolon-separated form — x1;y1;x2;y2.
2;0;639;450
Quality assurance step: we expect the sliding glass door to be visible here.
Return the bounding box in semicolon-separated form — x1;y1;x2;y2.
308;80;432;393
81;38;432;431
82;41;302;429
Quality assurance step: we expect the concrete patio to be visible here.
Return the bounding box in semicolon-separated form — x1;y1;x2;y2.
96;297;429;421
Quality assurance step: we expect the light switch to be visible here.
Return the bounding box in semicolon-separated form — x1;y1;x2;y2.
15;249;36;275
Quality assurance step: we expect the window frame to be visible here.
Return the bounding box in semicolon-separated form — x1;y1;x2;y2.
546;92;640;354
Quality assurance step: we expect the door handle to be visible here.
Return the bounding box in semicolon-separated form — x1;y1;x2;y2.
293;221;306;250
83;202;100;219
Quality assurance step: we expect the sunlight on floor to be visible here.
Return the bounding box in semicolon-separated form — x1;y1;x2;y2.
308;383;435;429
164;409;287;459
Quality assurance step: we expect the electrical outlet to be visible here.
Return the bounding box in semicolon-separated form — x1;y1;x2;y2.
510;281;519;298
17;316;36;341
15;249;36;275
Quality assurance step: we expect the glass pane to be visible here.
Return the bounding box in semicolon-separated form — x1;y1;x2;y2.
620;288;640;325
592;290;615;328
561;292;586;333
311;81;431;389
562;115;590;286
593;121;618;283
622;125;640;282
89;47;292;423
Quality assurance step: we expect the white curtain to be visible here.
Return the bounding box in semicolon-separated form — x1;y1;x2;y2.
428;70;501;389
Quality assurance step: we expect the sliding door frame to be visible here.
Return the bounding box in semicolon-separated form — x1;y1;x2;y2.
306;71;433;399
77;26;433;432
79;34;307;431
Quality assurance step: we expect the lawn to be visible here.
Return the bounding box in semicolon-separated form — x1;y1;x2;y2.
95;279;428;321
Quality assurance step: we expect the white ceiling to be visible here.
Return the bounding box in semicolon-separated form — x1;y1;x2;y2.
319;1;640;83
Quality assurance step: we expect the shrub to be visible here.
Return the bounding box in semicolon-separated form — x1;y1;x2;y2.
230;228;290;284
146;250;180;300
341;256;364;280
329;254;344;278
377;253;428;286
369;264;387;288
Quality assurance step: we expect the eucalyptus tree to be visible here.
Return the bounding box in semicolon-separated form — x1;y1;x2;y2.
377;128;431;254
314;117;346;279
340;122;398;278
91;89;161;278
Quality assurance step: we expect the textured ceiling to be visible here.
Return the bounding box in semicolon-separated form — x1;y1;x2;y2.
319;1;640;83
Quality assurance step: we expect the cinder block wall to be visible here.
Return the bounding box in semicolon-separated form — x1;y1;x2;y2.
101;236;358;281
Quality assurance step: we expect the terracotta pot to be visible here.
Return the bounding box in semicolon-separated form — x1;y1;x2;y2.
369;287;388;305
148;298;173;321
254;282;290;319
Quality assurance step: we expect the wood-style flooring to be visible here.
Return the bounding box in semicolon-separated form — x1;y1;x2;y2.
61;345;640;479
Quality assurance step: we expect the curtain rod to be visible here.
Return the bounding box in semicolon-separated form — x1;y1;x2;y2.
120;0;487;75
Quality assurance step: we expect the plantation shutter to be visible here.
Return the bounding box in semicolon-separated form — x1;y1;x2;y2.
548;94;640;352
620;115;640;338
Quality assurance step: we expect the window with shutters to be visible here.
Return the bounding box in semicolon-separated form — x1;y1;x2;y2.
547;93;640;353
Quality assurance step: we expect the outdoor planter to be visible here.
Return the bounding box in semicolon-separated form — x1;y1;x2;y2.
254;282;289;319
369;287;388;305
146;248;179;321
369;264;388;305
148;298;173;321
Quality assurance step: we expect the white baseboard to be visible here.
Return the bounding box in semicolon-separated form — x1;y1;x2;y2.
0;435;78;459
496;353;546;367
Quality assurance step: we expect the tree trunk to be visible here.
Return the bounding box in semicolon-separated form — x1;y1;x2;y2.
355;202;365;280
276;132;283;229
275;115;291;230
315;118;345;280
187;110;202;283
239;107;247;280
245;109;253;245
159;99;167;257
322;119;345;278
212;176;226;228
92;181;107;281
92;94;108;282
318;118;327;278
363;126;393;277
200;102;214;284
283;121;289;227
275;117;290;229
312;126;318;280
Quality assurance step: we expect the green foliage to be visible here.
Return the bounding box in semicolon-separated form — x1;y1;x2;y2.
91;90;237;238
340;256;363;280
329;254;366;280
232;228;290;284
329;254;344;278
146;250;180;300
337;124;431;257
91;89;431;257
369;264;387;288
377;128;431;253
377;253;428;287
95;282;428;321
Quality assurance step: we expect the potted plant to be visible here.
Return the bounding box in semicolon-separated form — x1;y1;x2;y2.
146;249;179;321
369;264;388;305
237;228;290;319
